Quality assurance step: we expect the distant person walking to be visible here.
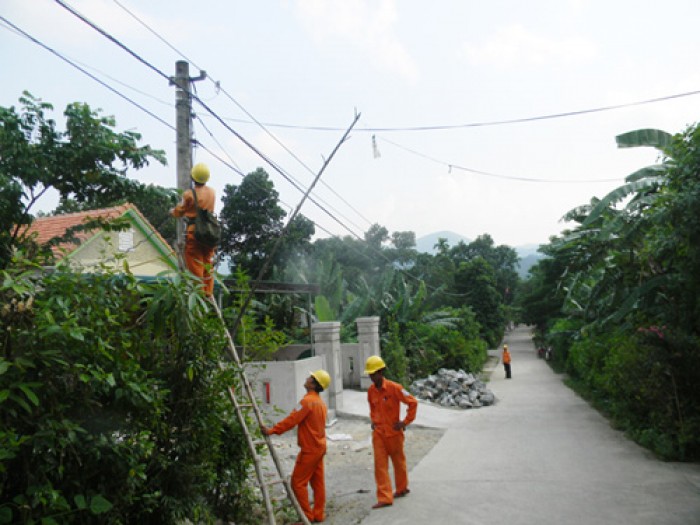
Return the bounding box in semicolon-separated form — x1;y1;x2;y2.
170;162;217;296
364;355;418;510
503;344;512;379
262;370;331;524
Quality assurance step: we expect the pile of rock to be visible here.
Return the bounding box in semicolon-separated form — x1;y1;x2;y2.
409;368;496;409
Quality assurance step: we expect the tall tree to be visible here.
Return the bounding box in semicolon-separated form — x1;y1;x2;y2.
0;93;165;267
525;126;700;460
219;167;313;279
454;257;504;347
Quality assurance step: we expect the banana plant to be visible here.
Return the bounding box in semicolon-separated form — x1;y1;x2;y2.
556;128;673;331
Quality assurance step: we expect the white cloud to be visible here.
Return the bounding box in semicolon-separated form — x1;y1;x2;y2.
462;24;596;67
294;0;419;81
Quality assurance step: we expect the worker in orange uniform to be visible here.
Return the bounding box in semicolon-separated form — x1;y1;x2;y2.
503;344;512;379
170;163;216;296
365;355;417;510
262;369;331;524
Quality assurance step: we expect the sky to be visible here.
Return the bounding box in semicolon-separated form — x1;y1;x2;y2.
3;0;700;249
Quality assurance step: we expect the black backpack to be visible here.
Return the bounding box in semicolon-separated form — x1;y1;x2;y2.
191;187;221;249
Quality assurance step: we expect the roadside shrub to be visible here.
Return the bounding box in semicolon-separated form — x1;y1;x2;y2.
546;317;583;373
0;260;256;523
381;321;409;386
564;325;700;461
403;321;487;379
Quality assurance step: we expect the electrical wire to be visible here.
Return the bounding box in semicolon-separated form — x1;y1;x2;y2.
211;88;374;228
379;136;623;184
2;9;467;300
0;13;330;257
1;10;368;250
62;2;487;297
111;0;375;230
51;0;377;246
112;0;204;72
0;15;174;132
363;89;700;132
106;0;645;187
197;91;700;133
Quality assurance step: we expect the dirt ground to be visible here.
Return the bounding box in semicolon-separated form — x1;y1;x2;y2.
263;412;445;525
260;358;499;524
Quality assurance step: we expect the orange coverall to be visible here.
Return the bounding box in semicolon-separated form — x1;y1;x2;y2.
503;349;512;378
269;390;328;522
367;379;418;505
170;184;216;296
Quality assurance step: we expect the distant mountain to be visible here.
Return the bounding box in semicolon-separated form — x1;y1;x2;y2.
514;244;546;278
414;232;545;278
513;243;541;258
415;231;470;253
516;253;544;278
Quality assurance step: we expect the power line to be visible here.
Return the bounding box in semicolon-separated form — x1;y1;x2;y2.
0;11;629;190
3;9;468;301
112;0;204;72
110;0;375;230
53;0;374;245
4;5;369;249
98;0;655;187
379;136;623;184
0;16;174;132
0;12;357;248
199;90;700;133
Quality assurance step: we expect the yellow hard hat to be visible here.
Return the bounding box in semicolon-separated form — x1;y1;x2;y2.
191;163;210;184
310;369;331;390
364;355;386;375
503;344;508;349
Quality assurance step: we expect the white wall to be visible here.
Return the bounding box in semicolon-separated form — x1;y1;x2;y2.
244;355;328;424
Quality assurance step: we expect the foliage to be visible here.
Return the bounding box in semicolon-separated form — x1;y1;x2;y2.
523;123;700;461
454;257;505;347
217;166;518;381
219;168;314;279
385;306;486;380
566;328;700;460
0;93;166;268
221;268;290;361
380;321;409;386
517;252;567;332
0;259;257;523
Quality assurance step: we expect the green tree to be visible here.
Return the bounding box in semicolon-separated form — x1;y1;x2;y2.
219;168;313;279
386;230;418;268
529;126;700;460
0;260;256;523
450;234;519;304
517;251;567;332
454;257;504;347
363;223;389;251
0;93;166;267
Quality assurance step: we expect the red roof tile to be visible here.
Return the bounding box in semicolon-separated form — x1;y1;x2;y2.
23;203;172;259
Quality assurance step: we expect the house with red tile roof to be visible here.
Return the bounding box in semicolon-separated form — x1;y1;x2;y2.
23;203;178;277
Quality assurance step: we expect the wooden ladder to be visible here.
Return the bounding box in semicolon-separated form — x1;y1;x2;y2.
209;298;311;525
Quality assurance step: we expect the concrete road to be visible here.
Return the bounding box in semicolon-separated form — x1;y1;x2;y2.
344;326;700;525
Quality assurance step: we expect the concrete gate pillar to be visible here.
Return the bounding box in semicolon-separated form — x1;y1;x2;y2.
356;316;381;391
312;321;343;416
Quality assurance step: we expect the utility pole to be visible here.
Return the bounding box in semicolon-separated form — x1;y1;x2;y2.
170;61;206;268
